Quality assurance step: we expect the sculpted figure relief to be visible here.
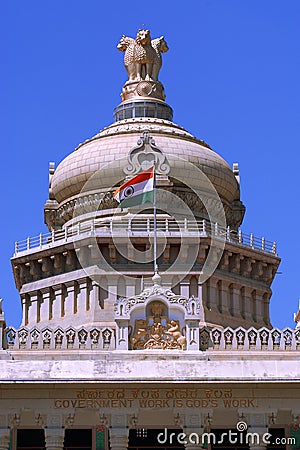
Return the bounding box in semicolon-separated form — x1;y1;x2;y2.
117;29;169;83
165;320;186;351
130;301;186;350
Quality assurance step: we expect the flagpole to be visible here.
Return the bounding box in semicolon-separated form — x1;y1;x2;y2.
153;163;158;275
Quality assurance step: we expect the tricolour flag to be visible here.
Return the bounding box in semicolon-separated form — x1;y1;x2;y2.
113;166;154;208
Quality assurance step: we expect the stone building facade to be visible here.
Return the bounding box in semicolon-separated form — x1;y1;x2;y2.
0;29;299;450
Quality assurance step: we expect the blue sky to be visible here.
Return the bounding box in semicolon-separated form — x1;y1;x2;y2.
1;0;300;328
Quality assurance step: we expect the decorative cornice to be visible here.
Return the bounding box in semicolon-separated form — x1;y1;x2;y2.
74;118;211;152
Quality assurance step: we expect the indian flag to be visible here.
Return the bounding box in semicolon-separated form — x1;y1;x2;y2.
113;166;154;208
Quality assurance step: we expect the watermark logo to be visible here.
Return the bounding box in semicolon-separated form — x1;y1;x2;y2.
156;422;295;446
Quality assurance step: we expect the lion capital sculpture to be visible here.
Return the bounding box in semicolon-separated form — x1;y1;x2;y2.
117;29;169;83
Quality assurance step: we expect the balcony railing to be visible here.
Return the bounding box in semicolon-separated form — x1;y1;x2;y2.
14;217;277;256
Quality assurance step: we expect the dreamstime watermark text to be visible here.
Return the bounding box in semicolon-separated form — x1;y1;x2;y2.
156;422;295;446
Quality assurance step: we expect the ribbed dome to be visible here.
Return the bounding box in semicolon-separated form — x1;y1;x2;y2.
52;119;236;203
45;117;245;231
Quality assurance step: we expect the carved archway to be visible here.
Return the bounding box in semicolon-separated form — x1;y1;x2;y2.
114;281;203;351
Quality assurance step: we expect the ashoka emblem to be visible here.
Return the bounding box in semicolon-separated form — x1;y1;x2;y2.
124;186;134;198
136;81;153;96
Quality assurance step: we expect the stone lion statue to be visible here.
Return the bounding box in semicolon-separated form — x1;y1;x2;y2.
151;36;169;81
117;35;136;82
117;30;169;83
134;29;156;81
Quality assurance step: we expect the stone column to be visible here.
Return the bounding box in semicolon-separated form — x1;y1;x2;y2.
231;284;241;318
52;285;63;319
90;279;101;320
247;418;269;450
44;428;65;450
243;287;253;322
28;292;38;324
77;279;88;315
109;427;129;450
220;280;230;315
255;290;265;326
40;288;51;322
106;276;119;318
197;280;203;309
208;277;218;312
0;428;10;450
184;427;205;450
64;282;75;316
21;294;28;326
248;428;268;450
262;292;271;326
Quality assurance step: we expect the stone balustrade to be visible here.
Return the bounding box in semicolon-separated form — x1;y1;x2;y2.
202;326;300;351
4;325;115;351
14;217;277;256
3;325;299;352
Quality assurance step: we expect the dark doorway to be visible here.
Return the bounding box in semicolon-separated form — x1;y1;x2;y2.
16;428;93;450
16;429;45;450
64;428;92;450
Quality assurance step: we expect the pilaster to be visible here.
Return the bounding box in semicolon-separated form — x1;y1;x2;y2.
109;426;129;450
45;414;65;450
40;288;51;322
64;282;75;316
28;292;39;324
231;284;241;318
243;286;253;323
44;428;65;450
52;285;63;320
255;290;266;325
263;292;271;326
21;294;28;326
77;279;88;315
247;413;269;450
184;414;204;450
106;277;119;320
248;427;269;450
219;280;230;315
90;279;101;318
207;278;218;312
197;279;204;311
